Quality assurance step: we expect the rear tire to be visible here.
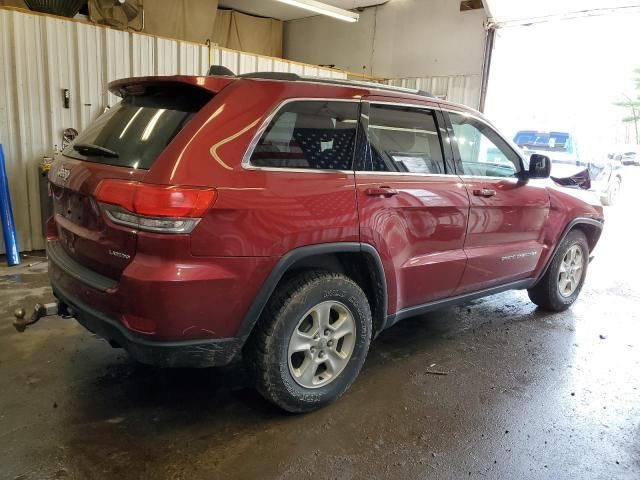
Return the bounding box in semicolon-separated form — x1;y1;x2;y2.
528;229;589;312
245;270;372;413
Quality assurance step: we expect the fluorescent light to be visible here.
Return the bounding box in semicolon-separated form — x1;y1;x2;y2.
141;109;166;141
119;107;143;138
276;0;359;22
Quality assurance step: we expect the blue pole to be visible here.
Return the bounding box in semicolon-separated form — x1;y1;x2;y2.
0;144;20;266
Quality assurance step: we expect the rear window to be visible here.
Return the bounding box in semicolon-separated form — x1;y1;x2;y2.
63;86;213;169
249;100;359;170
513;131;570;152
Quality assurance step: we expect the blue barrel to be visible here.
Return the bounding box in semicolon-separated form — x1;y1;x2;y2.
0;144;20;266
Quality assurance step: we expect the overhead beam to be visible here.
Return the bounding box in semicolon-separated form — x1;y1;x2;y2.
488;4;640;28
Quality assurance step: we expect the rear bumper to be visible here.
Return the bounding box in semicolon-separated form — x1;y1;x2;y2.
46;239;274;367
53;285;245;367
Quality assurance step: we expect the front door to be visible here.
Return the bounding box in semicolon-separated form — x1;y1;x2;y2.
445;110;550;294
354;99;470;314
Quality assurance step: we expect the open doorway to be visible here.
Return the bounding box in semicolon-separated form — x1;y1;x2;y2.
484;10;640;208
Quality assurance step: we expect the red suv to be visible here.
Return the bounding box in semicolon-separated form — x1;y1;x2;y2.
46;72;604;412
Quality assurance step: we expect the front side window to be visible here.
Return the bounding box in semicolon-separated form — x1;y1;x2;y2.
450;112;522;178
362;104;445;174
249;101;359;170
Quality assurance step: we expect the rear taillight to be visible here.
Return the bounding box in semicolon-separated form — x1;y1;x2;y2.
95;180;217;233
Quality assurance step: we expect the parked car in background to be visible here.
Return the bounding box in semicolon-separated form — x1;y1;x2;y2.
35;74;604;412
514;130;623;205
621;151;639;166
610;145;640;166
514;130;581;163
589;154;624;205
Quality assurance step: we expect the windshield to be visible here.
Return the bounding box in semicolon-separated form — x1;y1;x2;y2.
63;86;213;169
514;131;570;152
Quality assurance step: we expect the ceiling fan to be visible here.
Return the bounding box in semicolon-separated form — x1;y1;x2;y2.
93;0;145;31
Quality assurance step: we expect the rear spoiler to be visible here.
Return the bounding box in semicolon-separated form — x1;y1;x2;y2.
108;75;235;98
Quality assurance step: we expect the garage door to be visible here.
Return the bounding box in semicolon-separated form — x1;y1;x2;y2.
484;0;640;25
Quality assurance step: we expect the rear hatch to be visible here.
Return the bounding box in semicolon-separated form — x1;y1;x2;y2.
49;81;216;280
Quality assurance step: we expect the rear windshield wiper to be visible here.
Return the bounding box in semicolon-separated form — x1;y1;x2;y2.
73;143;119;158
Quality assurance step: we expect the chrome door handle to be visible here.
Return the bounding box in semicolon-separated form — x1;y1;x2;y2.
473;188;496;197
365;187;399;197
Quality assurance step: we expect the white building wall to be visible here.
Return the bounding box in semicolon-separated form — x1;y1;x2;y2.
387;74;482;109
0;7;345;254
284;0;488;79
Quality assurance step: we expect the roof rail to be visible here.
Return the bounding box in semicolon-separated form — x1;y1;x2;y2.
300;75;435;98
206;66;434;98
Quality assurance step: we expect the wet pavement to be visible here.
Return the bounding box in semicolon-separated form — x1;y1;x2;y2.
2;170;639;480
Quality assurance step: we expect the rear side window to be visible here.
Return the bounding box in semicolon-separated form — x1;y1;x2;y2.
362;104;445;174
249;101;359;170
63;85;213;169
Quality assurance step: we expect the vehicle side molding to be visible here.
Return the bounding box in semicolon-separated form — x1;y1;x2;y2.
384;278;536;329
237;242;388;339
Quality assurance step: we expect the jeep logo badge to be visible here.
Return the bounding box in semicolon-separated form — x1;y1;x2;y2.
57;166;71;181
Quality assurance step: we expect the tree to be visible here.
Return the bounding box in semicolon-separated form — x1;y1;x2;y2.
614;68;640;144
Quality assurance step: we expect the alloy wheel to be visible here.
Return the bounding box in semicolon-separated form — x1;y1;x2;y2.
287;301;356;388
558;245;584;297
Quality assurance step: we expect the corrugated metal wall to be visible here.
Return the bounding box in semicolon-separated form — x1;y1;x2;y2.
0;8;346;253
386;75;482;110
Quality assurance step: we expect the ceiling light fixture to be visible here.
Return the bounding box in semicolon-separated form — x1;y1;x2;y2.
276;0;359;22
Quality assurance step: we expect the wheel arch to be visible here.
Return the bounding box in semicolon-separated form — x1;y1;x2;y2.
237;243;388;339
572;221;603;252
534;217;603;286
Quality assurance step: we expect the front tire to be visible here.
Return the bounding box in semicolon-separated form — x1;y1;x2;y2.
245;271;372;412
528;229;589;312
602;176;621;206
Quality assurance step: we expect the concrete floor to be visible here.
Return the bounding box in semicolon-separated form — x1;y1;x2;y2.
2;171;639;480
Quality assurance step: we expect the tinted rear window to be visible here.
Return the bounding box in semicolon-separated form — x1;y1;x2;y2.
513;131;570;151
63;86;213;169
249;100;359;170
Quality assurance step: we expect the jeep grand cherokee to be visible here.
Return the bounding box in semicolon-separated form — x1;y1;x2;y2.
44;71;604;412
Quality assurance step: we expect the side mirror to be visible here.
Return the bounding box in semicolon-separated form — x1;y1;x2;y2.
528;153;551;179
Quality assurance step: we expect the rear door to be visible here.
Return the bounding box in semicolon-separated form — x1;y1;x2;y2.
355;99;470;314
49;84;213;280
444;109;550;293
235;98;361;256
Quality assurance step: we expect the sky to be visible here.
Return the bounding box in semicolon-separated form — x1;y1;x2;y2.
484;11;640;159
